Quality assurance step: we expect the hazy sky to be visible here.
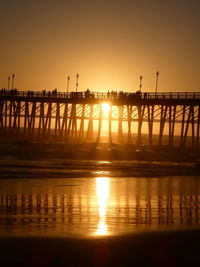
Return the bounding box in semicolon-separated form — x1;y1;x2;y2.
0;0;200;92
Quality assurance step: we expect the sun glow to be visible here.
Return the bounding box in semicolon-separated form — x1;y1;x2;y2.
95;177;110;235
102;103;110;114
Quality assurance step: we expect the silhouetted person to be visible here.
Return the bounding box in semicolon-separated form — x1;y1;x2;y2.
85;89;90;98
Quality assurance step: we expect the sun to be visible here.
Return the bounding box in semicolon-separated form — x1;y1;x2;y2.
102;103;110;113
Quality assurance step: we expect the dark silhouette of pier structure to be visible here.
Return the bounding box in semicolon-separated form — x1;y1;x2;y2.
0;90;200;147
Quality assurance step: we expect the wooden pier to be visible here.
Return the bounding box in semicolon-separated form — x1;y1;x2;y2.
0;90;200;147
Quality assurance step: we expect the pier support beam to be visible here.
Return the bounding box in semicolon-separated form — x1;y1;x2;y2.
67;104;77;142
86;104;94;143
196;105;200;148
28;102;36;136
183;105;193;147
108;105;112;144
45;102;52;138
38;102;45;138
96;104;102;144
61;103;68;140
0;100;4;128
137;105;145;146
79;104;85;142
147;105;154;146
117;105;124;144
24;101;29;136
127;105;132;144
158;105;168;146
54;102;61;138
180;105;186;147
168;105;176;146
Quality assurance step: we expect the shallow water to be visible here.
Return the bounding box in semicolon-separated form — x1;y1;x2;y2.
0;159;200;237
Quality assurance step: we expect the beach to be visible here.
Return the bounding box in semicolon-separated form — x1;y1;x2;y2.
0;142;200;266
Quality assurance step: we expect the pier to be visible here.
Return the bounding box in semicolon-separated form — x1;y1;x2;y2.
0;90;200;147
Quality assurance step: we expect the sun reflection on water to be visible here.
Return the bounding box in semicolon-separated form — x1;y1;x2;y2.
95;177;110;236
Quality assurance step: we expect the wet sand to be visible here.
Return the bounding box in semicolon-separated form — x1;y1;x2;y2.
0;230;200;266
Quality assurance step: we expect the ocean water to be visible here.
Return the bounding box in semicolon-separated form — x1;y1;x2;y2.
0;159;200;237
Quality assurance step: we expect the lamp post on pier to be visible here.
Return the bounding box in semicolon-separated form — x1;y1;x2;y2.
139;75;143;92
76;73;79;92
8;76;10;90
67;76;70;93
155;71;159;94
11;74;15;89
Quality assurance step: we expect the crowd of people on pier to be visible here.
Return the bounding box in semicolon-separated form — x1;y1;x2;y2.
0;88;18;96
0;87;145;100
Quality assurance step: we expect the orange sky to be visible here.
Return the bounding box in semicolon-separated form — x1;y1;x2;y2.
0;0;200;92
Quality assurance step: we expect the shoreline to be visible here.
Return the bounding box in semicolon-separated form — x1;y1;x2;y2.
0;157;200;178
1;140;200;178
